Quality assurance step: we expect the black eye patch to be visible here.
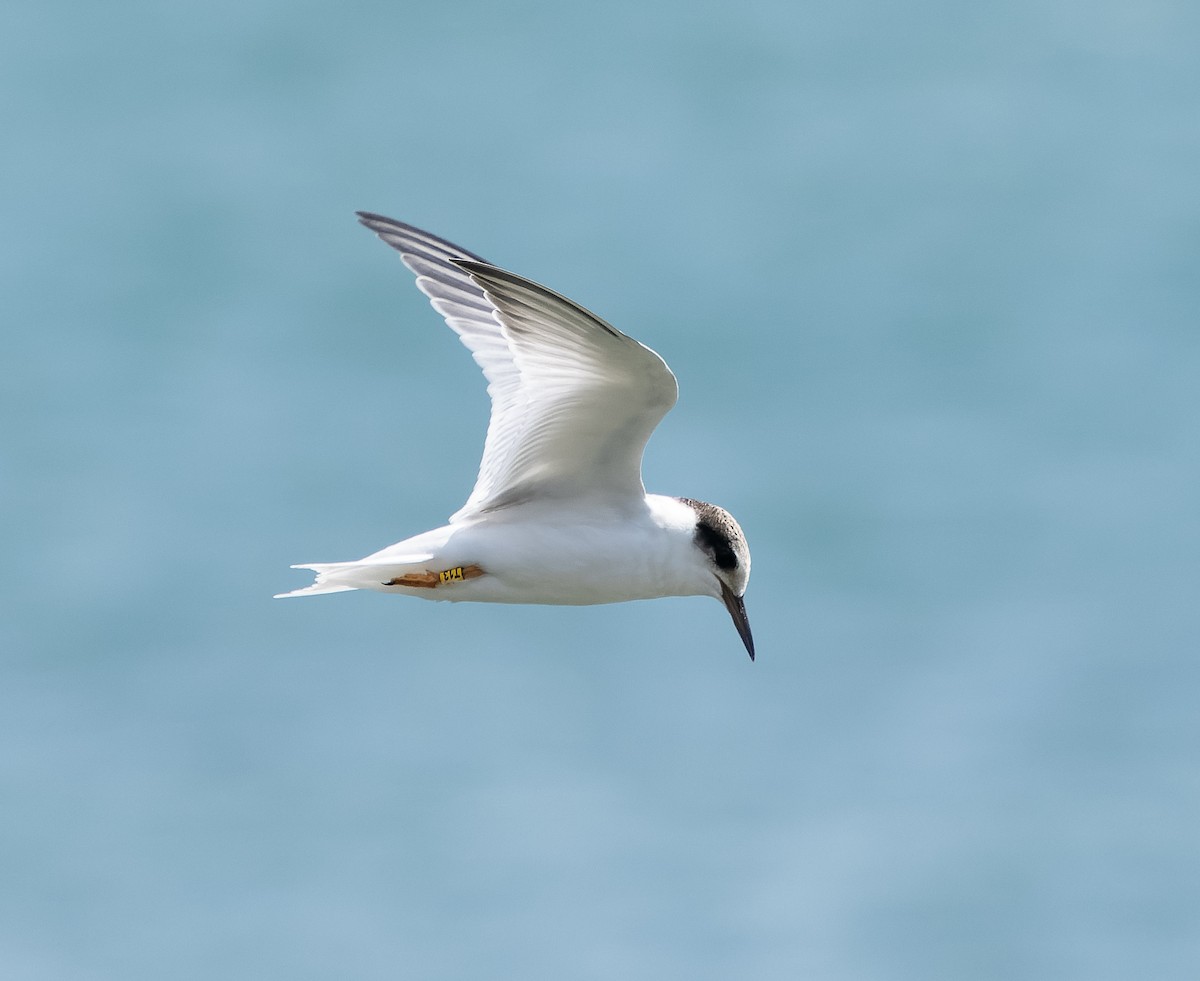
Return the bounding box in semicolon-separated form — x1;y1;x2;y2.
695;521;738;570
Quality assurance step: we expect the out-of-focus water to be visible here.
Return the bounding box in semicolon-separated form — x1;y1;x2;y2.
2;1;1198;978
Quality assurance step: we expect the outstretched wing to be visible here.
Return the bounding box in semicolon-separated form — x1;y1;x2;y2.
357;213;678;521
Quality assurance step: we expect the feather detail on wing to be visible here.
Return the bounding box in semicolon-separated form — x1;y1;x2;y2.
356;213;678;521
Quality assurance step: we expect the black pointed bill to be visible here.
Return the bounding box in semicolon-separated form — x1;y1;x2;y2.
720;582;755;661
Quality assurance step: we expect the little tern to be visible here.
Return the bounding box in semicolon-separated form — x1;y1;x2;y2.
276;214;755;660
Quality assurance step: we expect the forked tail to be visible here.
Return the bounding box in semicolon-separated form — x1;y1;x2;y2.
273;554;435;599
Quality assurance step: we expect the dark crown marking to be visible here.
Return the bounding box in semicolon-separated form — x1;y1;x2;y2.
677;497;742;571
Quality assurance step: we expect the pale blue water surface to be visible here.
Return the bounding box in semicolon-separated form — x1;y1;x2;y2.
2;1;1198;978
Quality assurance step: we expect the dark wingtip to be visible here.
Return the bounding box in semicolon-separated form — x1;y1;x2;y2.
354;213;491;263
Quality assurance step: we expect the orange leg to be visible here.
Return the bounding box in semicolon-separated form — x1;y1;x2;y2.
385;564;485;589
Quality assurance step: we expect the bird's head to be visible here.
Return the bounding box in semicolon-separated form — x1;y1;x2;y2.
680;498;754;660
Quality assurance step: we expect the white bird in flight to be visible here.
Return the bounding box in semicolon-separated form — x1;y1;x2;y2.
276;214;754;660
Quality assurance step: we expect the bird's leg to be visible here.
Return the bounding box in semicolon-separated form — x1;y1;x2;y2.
384;564;485;588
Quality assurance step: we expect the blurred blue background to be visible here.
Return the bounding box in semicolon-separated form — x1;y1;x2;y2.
2;0;1198;977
